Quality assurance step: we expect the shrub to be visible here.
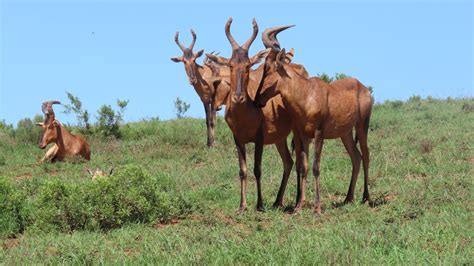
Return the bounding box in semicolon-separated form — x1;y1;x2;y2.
0;119;14;135
462;102;474;113
389;100;404;108
408;95;422;103
317;73;334;83
334;72;349;80
96;99;129;138
86;165;191;229
8;165;193;233
367;85;374;95
62;91;91;133
0;178;26;237
26;180;89;232
14;116;43;144
0;120;15;146
174;97;190;119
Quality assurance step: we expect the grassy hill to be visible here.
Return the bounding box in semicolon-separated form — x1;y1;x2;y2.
1;97;473;264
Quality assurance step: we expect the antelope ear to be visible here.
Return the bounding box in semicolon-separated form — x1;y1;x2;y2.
275;48;287;68
250;48;271;66
206;53;229;66
285;48;295;63
170;57;183;63
109;167;114;175
52;120;60;127
86;168;93;175
195;49;204;58
35;122;44;127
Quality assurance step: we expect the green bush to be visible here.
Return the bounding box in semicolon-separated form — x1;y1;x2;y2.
14;115;43;144
26;180;90;232
0;119;14;136
2;165;193;234
85;165;192;230
96;100;129;139
62;91;91;134
0;178;26;237
174;97;190;119
387;100;404;108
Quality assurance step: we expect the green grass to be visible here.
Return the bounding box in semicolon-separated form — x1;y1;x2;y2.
1;98;473;264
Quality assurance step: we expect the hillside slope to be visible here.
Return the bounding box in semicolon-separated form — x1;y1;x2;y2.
1;98;473;264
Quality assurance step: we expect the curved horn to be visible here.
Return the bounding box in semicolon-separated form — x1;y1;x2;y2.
242;18;258;51
262;25;295;50
174;31;186;52
41;100;61;115
225;17;239;50
189;29;197;50
42;100;60;123
204;51;217;64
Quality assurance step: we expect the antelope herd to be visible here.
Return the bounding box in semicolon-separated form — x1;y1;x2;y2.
35;17;373;215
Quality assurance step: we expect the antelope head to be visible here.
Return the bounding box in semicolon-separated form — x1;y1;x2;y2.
206;17;271;104
87;167;114;180
254;25;295;107
35;100;61;149
204;51;221;76
171;29;204;85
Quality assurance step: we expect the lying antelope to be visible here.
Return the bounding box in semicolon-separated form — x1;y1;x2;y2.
36;101;91;162
171;30;230;147
206;18;309;212
253;29;374;214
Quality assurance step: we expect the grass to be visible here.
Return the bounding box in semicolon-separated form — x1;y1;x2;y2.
0;97;473;264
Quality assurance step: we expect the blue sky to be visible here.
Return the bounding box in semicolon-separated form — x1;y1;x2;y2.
1;0;472;125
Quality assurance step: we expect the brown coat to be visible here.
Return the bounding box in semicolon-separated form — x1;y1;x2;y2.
36;101;90;162
255;51;373;214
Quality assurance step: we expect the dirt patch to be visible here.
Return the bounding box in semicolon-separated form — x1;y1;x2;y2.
2;237;20;250
419;139;434;154
123;247;140;257
14;173;32;181
369;192;397;208
48;170;59;176
194;161;205;169
214;212;237;226
45;246;59;257
405;173;427;181
152;219;179;229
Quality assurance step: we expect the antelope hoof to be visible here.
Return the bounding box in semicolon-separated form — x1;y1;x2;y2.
313;207;322;216
344;196;354;204
294;200;305;209
362;192;370;203
291;205;303;215
272;202;284;209
236;206;247;214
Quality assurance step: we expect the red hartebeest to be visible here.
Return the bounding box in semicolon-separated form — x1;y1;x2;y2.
206;18;310;212
35;101;91;162
253;30;374;214
171;30;230;147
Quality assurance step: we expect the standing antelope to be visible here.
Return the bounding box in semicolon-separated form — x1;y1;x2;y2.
171;30;230;147
206;18;309;212
253;29;374;215
35;101;91;162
